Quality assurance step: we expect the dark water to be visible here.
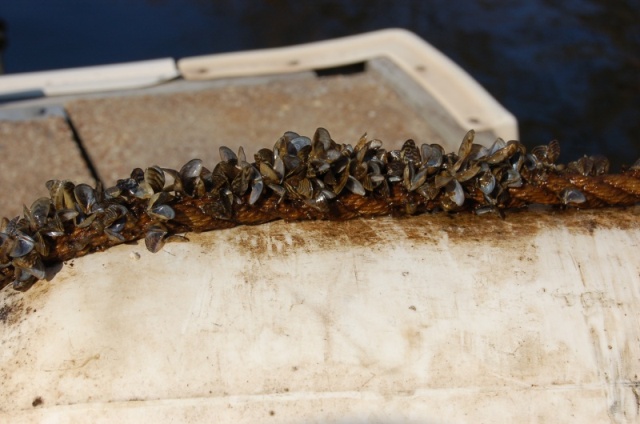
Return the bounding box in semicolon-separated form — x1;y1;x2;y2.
1;0;639;168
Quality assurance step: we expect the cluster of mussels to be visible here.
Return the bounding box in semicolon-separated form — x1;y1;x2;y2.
0;127;634;291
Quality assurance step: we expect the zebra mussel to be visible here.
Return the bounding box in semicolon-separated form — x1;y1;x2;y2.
1;127;636;291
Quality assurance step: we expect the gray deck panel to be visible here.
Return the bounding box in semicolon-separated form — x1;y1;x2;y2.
65;69;445;186
0;117;93;218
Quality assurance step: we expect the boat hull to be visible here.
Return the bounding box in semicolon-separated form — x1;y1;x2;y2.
1;209;639;422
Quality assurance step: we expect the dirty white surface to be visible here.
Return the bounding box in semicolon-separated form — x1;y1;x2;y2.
1;209;639;423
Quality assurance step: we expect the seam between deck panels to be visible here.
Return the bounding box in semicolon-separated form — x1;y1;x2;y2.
64;112;103;186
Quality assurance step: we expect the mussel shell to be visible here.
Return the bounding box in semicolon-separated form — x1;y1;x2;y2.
561;188;586;205
324;148;342;162
457;130;475;162
291;136;312;152
40;214;65;237
273;134;296;157
333;167;350;194
296;144;312;163
354;133;368;153
312;127;332;152
323;169;337;186
254;148;274;166
486;141;518;165
249;180;264;205
330;155;349;175
307;159;327;177
295;177;314;199
104;227;126;243
401;163;418;192
131;181;154;199
145;225;168;253
306;189;336;212
282;131;301;144
434;173;454;190
12;251;45;280
503;168;522;188
267;183;286;201
474;205;504;219
198;190;233;219
591;155;610;175
455;163;481;183
231;166;251;197
366;139;382;152
488;138;507;156
160;168;181;192
282;154;303;175
384;160;402;183
107;216;127;234
547;140;560;164
144;166;166;193
102;204;129;227
531;145;549;163
116;178;140;197
219;146;238;164
22;205;33;232
213;160;240;181
567;156;593;176
183;177;206;198
104;185;122;199
180;159;203;180
273;156;285;180
523;153;540;171
401;139;421;165
259;161;281;184
0;217;9;233
9;232;35;258
477;171;496;195
148;191;174;209
56;208;79;222
410;167;428;192
345;175;366;196
368;161;382;176
47;180;76;210
468;144;489;161
446;179;465;207
416;182;440;200
130;167;145;183
319;188;337;201
33;231;49;257
237;146;247;163
361;174;374;192
148;204;176;221
76;212;97;229
421;143;444;169
30;197;52;229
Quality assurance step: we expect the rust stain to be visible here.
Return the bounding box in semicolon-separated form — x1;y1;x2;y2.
218;207;640;258
0;276;52;327
0;293;23;326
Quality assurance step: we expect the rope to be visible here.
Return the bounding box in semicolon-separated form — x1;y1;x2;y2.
1;128;639;291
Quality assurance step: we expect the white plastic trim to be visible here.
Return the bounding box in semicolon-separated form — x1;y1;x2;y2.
0;58;179;98
178;29;518;140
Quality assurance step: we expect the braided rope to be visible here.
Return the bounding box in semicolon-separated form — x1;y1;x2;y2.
1;128;639;291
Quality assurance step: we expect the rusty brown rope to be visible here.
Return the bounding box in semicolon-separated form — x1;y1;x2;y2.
1;128;639;291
